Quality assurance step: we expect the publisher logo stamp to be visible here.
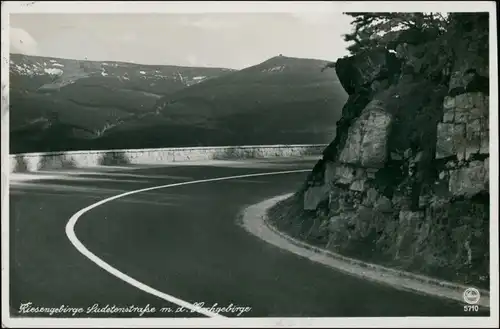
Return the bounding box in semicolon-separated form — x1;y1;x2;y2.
463;288;480;305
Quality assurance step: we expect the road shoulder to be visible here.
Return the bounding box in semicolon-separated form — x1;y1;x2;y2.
239;193;490;309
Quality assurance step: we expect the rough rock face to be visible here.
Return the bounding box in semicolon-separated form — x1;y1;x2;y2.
436;92;489;160
272;13;490;287
335;48;401;95
338;100;392;168
448;159;489;197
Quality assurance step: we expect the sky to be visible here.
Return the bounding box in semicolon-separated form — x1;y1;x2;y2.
9;12;353;69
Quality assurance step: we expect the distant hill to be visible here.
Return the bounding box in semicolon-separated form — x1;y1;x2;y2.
96;55;348;150
9;54;348;153
9;54;234;153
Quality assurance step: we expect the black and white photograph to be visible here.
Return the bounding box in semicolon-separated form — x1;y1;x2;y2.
1;1;498;327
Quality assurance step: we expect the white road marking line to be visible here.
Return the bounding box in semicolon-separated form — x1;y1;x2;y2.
66;169;309;318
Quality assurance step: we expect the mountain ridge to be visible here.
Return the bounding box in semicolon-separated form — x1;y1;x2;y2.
10;53;347;153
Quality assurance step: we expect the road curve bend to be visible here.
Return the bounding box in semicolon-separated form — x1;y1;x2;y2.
9;158;488;318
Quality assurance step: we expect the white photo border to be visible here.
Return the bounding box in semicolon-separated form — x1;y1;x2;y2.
1;1;498;328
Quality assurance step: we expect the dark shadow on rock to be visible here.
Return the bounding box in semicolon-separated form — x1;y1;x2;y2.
98;152;130;166
37;153;77;171
12;155;29;173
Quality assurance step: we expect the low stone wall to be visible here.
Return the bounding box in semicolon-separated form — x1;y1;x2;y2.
9;144;327;173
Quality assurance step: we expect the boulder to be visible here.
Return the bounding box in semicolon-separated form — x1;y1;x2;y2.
443;109;455;123
335;48;400;95
448;160;488;197
435;123;466;159
443;96;456;110
436;91;489;160
339;100;392;168
455;92;489;111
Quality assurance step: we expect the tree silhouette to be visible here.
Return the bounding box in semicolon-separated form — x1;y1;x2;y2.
342;12;450;55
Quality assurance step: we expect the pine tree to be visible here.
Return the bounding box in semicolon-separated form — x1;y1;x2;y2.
342;12;450;55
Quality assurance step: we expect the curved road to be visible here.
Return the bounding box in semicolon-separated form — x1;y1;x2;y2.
9;158;488;318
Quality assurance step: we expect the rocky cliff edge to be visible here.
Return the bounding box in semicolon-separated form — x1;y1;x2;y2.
269;13;490;288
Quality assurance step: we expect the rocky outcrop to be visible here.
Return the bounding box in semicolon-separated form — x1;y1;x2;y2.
270;13;490;288
338;100;392;168
448;159;489;197
335;48;401;95
436;92;489;160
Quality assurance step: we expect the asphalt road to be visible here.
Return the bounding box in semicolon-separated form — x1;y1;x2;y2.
9;158;490;318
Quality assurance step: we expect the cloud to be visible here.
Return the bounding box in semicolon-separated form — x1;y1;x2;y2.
10;27;39;55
